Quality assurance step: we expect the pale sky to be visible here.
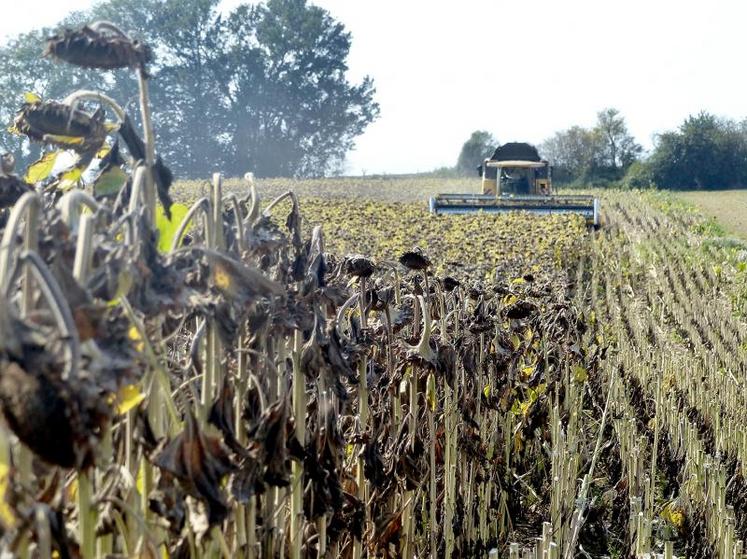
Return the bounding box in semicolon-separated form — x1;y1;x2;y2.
2;0;746;175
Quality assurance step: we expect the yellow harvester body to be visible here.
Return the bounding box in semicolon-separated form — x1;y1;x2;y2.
430;142;600;227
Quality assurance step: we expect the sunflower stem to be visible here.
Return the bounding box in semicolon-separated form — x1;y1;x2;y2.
78;472;96;559
71;213;100;558
247;495;257;559
353;277;369;559
224;193;246;254
63;90;126;124
0;191;41;294
57;190;100;232
427;377;437;558
18;251;80;379
290;329;305;559
136;67;156;226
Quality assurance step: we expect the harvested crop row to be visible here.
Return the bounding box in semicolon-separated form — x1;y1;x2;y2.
584;192;747;558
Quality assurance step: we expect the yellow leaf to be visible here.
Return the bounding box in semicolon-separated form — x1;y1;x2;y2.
23;92;41;104
669;509;684;529
116;384;145;414
128;325;145;352
156;203;190;253
213;264;232;290
510;398;521;415
662;502;685;530
426;373;436;412
482;383;490;399
136;462;145;496
503;294;518;306
67;477;78;501
520;400;532;417
511;333;521;350
0;462;15;528
25;151;59;183
521;365;535;380
58;167;83;191
572;365;588;383
96;145;112;158
44;134;86;146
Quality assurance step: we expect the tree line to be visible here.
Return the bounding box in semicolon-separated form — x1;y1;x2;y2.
456;109;747;190
0;0;379;178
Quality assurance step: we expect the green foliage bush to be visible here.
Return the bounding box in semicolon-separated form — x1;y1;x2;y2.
644;112;747;189
622;161;656;189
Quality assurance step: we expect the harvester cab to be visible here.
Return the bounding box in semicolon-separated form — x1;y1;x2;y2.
429;142;600;227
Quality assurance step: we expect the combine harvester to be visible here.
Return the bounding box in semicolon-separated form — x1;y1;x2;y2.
429;142;600;228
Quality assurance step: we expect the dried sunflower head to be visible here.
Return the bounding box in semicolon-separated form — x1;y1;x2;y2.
44;24;152;71
399;247;431;271
343;254;375;278
440;276;461;292
12;99;108;153
0;175;32;209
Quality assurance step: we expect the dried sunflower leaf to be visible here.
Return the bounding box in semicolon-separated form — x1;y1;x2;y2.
153;412;235;525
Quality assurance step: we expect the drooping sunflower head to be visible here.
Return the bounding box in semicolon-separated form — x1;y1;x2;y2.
399;246;431;271
12;98;108;153
44;24;152;71
343;254;376;278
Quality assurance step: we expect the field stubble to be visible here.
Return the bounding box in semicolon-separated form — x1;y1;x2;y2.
2;167;747;558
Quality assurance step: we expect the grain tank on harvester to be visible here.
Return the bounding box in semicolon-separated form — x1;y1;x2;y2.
429;142;601;227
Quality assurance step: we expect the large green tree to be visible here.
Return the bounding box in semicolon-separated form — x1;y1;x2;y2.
0;0;379;177
540;108;641;184
540;125;602;183
456;130;497;176
595;107;642;170
222;0;379;177
643;112;747;189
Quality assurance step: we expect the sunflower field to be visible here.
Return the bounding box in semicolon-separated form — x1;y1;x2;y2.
0;19;745;559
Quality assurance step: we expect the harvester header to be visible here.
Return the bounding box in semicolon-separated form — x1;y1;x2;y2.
429;142;600;227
